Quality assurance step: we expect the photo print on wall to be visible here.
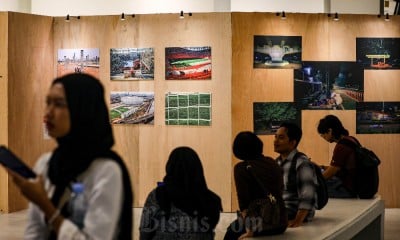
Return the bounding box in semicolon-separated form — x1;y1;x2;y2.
294;61;364;110
57;48;100;77
110;91;154;124
165;46;211;80
356;101;400;134
110;48;154;80
253;102;301;135
356;38;400;69
253;35;302;69
165;92;211;126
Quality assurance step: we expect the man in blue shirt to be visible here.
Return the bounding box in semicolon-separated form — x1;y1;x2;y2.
274;122;317;227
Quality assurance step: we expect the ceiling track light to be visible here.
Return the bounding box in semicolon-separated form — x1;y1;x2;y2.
120;13;135;21
179;10;192;19
385;13;390;21
65;14;80;22
276;11;286;19
281;11;286;19
333;12;339;21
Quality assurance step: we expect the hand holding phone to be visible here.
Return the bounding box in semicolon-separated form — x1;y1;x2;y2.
0;146;37;179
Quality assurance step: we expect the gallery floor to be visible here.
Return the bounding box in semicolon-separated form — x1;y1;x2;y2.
0;208;398;239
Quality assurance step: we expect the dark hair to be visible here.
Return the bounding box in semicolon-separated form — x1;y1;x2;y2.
317;115;349;139
233;131;263;161
279;122;302;148
157;146;222;230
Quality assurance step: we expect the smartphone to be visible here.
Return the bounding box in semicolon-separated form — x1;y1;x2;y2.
0;146;37;179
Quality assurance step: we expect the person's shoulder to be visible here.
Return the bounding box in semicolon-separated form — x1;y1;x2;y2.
88;158;122;177
33;152;53;173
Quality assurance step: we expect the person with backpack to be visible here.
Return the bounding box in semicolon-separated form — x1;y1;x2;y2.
317;115;358;198
224;131;287;240
274;122;318;228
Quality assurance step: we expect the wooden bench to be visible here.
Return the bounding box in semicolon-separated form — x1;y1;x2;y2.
247;196;385;240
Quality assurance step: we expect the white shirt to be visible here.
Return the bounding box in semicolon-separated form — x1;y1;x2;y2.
24;152;124;240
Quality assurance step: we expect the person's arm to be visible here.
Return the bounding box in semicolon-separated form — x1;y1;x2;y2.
292;159;316;228
288;209;309;228
139;190;159;240
7;171;66;234
322;165;340;180
234;163;253;211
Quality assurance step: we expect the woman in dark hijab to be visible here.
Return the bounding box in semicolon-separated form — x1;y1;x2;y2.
8;73;133;239
224;131;287;240
139;146;222;240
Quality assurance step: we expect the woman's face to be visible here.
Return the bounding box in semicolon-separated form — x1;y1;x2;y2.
319;128;334;143
44;83;71;138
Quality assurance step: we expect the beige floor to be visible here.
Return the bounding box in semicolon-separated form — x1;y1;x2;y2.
0;208;399;239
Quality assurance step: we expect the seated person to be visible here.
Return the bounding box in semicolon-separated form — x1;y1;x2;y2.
274;122;317;227
224;131;287;240
139;146;222;240
317;115;358;198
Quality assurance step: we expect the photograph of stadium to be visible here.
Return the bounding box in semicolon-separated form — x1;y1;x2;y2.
165;92;211;126
356;102;400;134
294;61;364;110
57;48;100;77
110;91;154;124
254;35;302;69
253;102;301;135
110;48;154;80
356;38;400;69
165;46;211;80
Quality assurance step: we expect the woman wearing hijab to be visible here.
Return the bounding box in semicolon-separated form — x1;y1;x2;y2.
7;73;133;239
224;131;287;240
139;146;222;240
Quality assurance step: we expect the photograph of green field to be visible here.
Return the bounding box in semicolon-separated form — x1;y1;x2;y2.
110;91;154;124
165;92;211;126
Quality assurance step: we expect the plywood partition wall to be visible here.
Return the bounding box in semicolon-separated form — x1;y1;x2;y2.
0;12;9;212
52;13;232;210
232;12;400;209
0;12;55;212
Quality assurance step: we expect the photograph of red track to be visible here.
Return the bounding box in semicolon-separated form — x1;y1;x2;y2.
165;46;211;80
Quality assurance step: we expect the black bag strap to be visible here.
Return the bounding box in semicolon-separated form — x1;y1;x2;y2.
246;161;276;203
287;152;305;191
246;164;270;196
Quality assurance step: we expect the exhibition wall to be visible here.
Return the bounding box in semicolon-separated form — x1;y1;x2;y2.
232;12;400;210
0;11;399;213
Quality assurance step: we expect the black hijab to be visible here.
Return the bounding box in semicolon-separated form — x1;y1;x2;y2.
47;73;133;239
156;147;222;231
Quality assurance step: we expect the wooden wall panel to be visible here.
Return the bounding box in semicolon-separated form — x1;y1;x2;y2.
232;12;400;209
5;12;55;212
53;13;233;210
0;12;9;213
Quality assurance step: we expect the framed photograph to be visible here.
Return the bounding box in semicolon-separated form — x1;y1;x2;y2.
165;47;211;80
110;48;154;80
254;35;302;69
110;92;154;124
356;38;400;69
57;48;100;77
356;102;400;134
294;61;364;110
165;92;211;125
253;102;301;135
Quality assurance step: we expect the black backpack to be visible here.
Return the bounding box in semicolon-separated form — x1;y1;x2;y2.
288;152;329;210
338;137;381;199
